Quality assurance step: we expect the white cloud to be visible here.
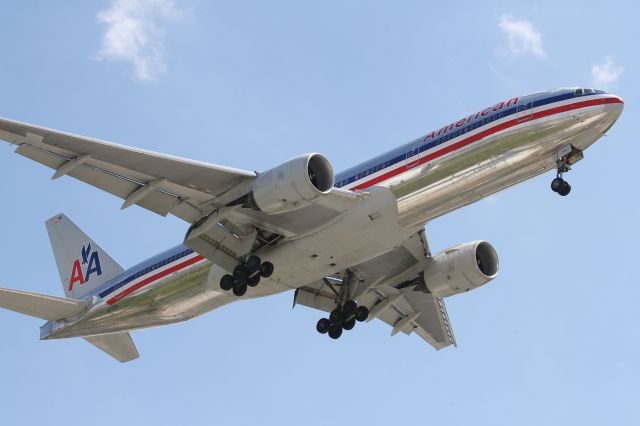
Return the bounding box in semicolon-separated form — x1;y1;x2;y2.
498;15;546;59
96;0;184;81
591;56;623;88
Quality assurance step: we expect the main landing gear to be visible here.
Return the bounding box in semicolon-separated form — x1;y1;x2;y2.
550;158;572;197
219;255;274;297
315;270;370;339
316;301;370;339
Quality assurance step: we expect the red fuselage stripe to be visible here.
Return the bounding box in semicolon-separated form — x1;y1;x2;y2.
106;255;206;305
351;97;622;190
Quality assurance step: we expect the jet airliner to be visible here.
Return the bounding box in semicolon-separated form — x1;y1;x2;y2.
0;87;623;361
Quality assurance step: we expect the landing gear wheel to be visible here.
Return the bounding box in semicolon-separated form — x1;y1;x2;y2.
233;265;249;282
329;308;345;325
232;281;248;297
355;306;369;322
328;324;343;339
220;274;234;291
551;177;564;193
316;318;330;334
342;300;357;318
259;261;274;278
247;274;261;287
558;181;571;196
245;255;261;273
342;318;356;331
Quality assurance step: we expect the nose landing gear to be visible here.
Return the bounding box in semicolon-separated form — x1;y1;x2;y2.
550;145;584;197
550;158;572;197
218;255;274;297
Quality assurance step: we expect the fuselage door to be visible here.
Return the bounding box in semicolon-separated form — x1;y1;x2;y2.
516;99;534;123
406;145;420;169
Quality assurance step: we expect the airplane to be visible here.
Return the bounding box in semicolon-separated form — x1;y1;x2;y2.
0;87;623;362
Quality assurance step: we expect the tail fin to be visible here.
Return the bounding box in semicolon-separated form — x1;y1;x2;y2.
46;214;124;299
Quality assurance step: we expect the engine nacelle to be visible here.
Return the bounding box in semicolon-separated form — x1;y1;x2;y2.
252;153;334;214
423;241;499;298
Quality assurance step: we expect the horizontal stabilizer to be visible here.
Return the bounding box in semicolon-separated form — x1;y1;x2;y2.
84;333;140;363
0;288;88;321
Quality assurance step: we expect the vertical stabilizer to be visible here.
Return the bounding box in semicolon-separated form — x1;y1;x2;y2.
46;214;124;299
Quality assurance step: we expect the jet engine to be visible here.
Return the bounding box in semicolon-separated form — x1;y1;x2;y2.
251;153;334;214
423;241;499;298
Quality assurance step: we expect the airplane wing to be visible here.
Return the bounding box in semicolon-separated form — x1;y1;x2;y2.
294;230;457;350
0;117;256;223
0;117;365;271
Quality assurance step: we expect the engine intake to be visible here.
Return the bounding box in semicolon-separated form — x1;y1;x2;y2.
423;240;499;298
252;153;334;214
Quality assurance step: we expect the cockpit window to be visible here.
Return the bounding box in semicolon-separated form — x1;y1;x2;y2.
575;88;596;96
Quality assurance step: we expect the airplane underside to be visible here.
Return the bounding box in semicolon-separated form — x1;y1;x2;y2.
41;95;621;341
0;87;624;361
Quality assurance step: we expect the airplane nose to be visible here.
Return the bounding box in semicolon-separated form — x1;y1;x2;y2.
606;94;624;116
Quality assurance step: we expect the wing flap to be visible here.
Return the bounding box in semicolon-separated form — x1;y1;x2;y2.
369;287;455;349
15;143;180;217
84;332;140;363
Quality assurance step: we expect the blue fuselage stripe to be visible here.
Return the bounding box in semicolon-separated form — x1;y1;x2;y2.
97;247;195;299
334;90;599;188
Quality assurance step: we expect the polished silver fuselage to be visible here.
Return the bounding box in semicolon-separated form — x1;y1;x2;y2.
394;95;621;227
43;89;623;339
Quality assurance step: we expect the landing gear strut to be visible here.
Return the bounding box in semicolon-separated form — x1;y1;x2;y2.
550;158;571;197
219;255;274;297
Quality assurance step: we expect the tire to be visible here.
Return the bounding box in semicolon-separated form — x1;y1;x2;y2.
354;306;369;322
232;281;248;297
233;265;249;281
342;318;356;331
342;300;357;317
558;181;571;196
551;177;564;192
247;274;260;287
245;255;261;273
219;274;234;291
316;318;330;334
260;261;274;278
328;324;343;339
329;308;345;325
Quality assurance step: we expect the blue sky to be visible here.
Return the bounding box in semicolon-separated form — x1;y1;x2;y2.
0;1;637;425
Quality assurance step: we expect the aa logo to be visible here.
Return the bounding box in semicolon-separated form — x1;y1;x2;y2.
68;242;102;291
